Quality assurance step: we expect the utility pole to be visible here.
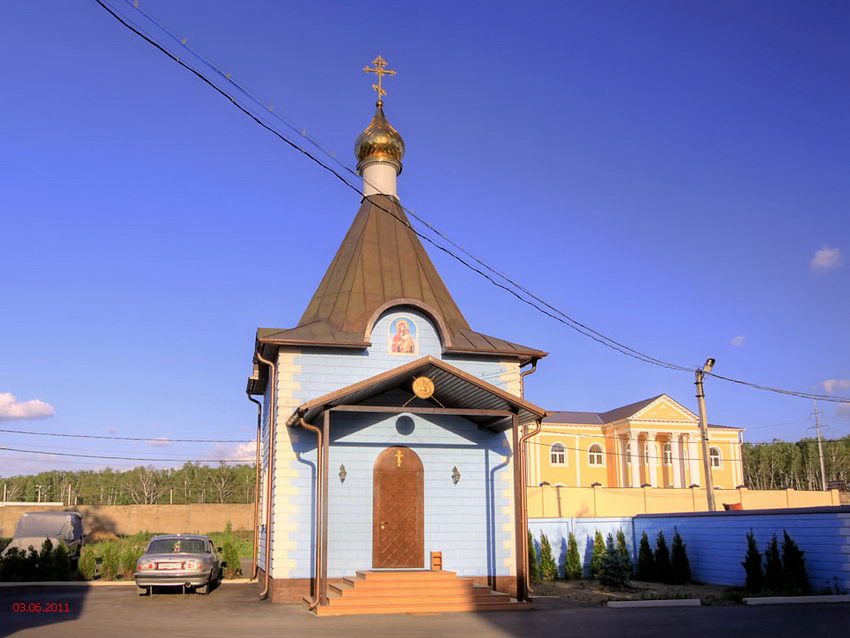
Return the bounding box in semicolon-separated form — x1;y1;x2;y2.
811;400;828;491
35;484;46;503
695;358;717;511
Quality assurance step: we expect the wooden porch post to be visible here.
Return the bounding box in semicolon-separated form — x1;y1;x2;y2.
321;409;330;605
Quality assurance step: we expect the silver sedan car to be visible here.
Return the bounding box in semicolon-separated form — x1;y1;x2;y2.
134;534;223;595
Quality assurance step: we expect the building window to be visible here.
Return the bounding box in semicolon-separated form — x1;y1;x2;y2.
710;447;722;468
588;444;604;466
644;444;651;465
550;442;566;466
663;443;673;466
625;443;631;464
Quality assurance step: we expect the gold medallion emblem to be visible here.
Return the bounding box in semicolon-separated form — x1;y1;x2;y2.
412;376;435;399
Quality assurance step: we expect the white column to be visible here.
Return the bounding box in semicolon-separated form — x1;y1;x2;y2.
647;433;658;488
687;435;701;487
672;434;683;488
629;433;641;488
361;161;399;198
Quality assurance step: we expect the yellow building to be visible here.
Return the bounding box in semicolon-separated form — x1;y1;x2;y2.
528;394;744;490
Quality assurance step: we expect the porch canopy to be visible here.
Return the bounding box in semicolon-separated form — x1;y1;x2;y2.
285;355;546;429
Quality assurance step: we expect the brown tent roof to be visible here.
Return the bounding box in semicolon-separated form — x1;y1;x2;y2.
256;195;545;362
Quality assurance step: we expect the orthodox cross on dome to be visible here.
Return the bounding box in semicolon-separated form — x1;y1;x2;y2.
363;55;396;105
394;448;404;467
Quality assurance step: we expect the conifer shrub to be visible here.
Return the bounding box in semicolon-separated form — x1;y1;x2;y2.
781;531;810;595
637;531;654;581
222;541;242;579
36;539;56;581
22;548;38;582
538;533;558;582
598;533;631;589
763;534;783;593
527;531;540;583
78;546;97;581
0;548;24;582
100;542;120;581
669;529;691;585
564;532;583;580
53;542;72;581
589;530;606;578
741;531;764;594
616;529;633;577
654;531;672;583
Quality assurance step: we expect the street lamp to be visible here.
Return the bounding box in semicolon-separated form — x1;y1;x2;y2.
695;358;717;511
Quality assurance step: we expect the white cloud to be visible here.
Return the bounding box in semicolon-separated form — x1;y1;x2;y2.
146;437;172;447
0;393;55;422
206;442;257;464
821;379;850;394
730;335;746;347
811;246;842;271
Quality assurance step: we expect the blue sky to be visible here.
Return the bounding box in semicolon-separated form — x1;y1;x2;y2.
1;0;848;476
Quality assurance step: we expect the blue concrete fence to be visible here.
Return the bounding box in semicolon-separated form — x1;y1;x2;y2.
529;506;850;592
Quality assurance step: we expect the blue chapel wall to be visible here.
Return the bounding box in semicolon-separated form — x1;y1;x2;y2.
286;411;515;580
287;306;517;403
528;509;850;591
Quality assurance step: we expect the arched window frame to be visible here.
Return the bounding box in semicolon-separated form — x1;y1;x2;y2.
625;442;631;465
663;443;673;466
550;442;567;466
709;446;722;469
588;444;604;467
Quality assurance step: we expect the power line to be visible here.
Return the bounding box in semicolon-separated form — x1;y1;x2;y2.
0;427;251;443
0;446;252;464
93;0;850;405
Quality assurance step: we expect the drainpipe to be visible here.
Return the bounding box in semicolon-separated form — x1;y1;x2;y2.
246;389;263;581
256;350;276;600
519;418;542;598
519;358;538;398
297;416;324;611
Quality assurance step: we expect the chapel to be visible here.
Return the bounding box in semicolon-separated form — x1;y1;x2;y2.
246;57;546;614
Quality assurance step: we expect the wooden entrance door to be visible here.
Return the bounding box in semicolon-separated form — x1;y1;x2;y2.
373;446;424;568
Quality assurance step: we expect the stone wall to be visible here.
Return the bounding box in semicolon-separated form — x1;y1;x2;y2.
0;503;253;538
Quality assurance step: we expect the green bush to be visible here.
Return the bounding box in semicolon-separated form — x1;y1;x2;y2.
781;531;810;595
589;530;606;578
120;543;144;580
36;539;56;581
669;530;691;585
222;541;242;579
78;546;97;581
100;542;120;581
741;531;764;594
654;532;672;583
53;542;72;581
763;534;783;593
0;548;23;581
616;529;633;577
598;533;631;589
538;533;558;582
637;531;654;581
564;532;582;580
527;531;540;584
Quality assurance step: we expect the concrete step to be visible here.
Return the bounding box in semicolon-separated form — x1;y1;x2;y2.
330;582;490;597
342;575;475;589
327;590;511;606
315;599;531;616
355;569;459;581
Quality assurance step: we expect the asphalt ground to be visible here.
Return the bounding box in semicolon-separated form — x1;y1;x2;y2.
1;583;848;638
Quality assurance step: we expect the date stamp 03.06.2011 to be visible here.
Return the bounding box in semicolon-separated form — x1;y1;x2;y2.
11;602;71;613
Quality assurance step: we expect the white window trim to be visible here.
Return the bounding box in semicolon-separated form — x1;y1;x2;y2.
663;442;673;466
549;442;567;466
709;446;723;469
588;444;605;467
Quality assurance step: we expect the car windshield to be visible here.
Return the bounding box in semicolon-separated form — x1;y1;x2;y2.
147;538;207;554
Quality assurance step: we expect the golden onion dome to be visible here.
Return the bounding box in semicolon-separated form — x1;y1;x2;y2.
354;102;405;173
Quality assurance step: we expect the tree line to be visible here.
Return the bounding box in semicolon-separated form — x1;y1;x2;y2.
742;435;850;491
1;463;256;505
3;436;849;505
